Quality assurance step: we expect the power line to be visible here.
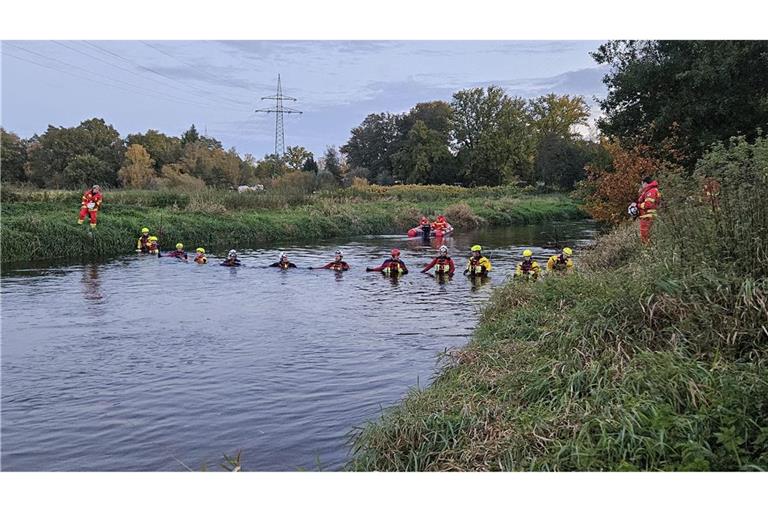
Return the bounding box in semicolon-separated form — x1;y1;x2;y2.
3;42;245;112
51;41;240;108
141;41;239;87
82;41;250;109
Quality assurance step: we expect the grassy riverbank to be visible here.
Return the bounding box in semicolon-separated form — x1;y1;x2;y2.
0;185;585;264
349;154;768;471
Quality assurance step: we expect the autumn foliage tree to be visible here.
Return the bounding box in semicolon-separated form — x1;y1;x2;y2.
118;144;155;189
582;140;678;224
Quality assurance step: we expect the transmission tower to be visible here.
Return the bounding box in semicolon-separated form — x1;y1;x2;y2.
255;74;302;158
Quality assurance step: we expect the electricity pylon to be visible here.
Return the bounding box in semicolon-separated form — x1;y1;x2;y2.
255;74;302;158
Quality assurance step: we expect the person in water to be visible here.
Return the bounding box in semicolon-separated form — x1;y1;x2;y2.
194;247;208;264
515;249;541;281
422;245;455;276
136;227;151;253
147;236;159;254
221;249;241;267
367;248;409;275
311;250;350;271
464;245;492;277
270;252;297;269
163;243;188;260
546;247;574;274
419;216;431;238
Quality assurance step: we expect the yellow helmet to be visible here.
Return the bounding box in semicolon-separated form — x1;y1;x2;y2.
563;247;573;256
196;247;205;253
149;236;158;241
141;227;149;234
175;243;184;250
523;249;533;257
471;245;482;252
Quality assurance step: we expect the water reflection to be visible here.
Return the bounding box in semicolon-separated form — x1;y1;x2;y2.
80;263;104;302
468;275;492;292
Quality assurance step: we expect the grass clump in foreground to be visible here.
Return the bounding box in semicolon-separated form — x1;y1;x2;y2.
348;136;768;471
0;185;584;263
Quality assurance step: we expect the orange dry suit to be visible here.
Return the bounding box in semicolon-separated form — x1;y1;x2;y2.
637;180;661;243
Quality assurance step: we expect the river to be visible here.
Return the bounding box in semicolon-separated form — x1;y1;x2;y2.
1;221;596;471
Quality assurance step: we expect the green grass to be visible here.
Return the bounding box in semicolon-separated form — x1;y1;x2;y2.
0;186;585;263
348;142;768;471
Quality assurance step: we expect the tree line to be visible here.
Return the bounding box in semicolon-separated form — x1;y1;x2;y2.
4;41;767;195
341;90;600;189
0;121;327;191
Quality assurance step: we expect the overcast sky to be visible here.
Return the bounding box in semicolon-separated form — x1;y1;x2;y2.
1;40;607;157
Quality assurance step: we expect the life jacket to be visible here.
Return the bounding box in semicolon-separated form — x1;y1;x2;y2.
148;242;159;254
168;250;186;259
637;181;661;218
549;254;570;271
382;259;406;275
82;190;103;211
516;258;541;279
279;261;292;269
434;256;453;274
432;220;447;231
328;261;348;271
467;256;491;275
138;235;150;252
194;254;207;264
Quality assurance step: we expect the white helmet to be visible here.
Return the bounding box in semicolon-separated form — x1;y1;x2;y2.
228;249;237;258
628;202;639;218
279;252;287;259
439;245;448;255
335;250;343;257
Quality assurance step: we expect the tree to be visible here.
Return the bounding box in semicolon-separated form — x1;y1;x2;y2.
302;155;319;175
26;118;124;188
125;130;182;171
118;144;156;188
284;146;313;172
322;146;344;184
392;120;457;184
529;94;590;140
156;163;206;191
63;154;113;189
593;40;768;168
451;86;536;186
534;135;603;190
181;124;201;145
254;154;289;181
340;113;401;184
0;129;28;183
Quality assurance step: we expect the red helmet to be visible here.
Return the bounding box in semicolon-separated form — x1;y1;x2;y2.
420;216;429;224
437;215;445;221
391;248;401;257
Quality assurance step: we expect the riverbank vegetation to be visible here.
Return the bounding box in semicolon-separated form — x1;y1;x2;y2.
0;184;585;263
349;135;768;471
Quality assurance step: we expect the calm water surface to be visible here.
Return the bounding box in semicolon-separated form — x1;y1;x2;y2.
1;221;596;471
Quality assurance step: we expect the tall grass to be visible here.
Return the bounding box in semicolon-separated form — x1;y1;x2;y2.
348;137;768;471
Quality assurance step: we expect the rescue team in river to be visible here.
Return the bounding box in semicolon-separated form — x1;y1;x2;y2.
136;227;575;279
76;176;668;279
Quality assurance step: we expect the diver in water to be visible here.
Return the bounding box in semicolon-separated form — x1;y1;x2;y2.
161;243;188;260
270;252;297;269
310;250;350;271
422;245;455;276
220;249;242;267
366;248;408;275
